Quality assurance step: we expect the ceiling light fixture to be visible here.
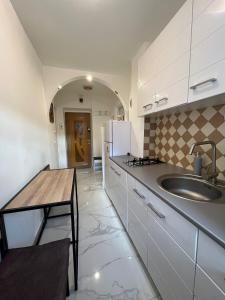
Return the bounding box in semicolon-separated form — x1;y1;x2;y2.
86;74;93;82
58;85;62;90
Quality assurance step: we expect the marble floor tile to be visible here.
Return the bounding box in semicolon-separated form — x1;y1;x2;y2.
40;169;160;300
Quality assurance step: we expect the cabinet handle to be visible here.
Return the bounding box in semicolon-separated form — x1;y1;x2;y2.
155;97;168;105
133;188;146;200
110;166;115;171
115;171;121;176
143;103;153;110
147;202;165;219
190;78;217;90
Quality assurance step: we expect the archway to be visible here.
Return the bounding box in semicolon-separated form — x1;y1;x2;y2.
49;77;125;169
48;75;128;119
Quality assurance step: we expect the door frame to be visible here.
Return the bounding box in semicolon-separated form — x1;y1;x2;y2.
64;108;93;168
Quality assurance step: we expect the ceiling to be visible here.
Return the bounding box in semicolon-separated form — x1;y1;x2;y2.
11;0;186;75
55;79;120;103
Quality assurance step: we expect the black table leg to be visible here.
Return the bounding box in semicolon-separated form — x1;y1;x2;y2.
75;171;79;291
0;213;8;258
70;198;77;291
70;168;79;291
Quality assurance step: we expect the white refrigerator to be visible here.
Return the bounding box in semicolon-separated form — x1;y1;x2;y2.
103;120;131;188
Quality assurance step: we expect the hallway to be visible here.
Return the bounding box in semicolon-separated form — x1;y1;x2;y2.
40;170;160;300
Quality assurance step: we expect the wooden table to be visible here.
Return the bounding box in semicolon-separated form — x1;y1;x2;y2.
0;166;79;291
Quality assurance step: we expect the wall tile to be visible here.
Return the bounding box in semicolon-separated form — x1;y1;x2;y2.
144;104;225;181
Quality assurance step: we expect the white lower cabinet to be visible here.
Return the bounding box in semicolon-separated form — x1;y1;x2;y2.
106;161;225;300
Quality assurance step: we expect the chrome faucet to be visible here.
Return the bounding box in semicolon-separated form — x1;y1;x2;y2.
189;140;218;184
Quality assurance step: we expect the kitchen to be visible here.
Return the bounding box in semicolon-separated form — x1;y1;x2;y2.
103;0;225;299
1;0;225;299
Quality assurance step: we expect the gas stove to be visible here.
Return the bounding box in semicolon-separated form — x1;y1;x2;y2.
124;157;163;167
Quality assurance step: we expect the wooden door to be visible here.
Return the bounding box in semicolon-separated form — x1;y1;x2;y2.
65;112;91;168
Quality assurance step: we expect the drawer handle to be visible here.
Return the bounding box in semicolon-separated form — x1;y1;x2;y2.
133;188;146;200
110;166;115;171
155;97;168;106
143;103;153;110
190;78;217;90
147;202;165;219
115;171;121;176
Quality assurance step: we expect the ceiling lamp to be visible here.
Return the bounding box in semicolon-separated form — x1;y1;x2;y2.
86;74;93;82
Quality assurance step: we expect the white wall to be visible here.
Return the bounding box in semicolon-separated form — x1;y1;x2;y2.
0;0;50;247
54;90;118;168
129;43;149;157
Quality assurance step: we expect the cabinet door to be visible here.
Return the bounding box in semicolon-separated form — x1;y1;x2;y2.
137;79;156;117
147;233;193;300
195;266;225;300
153;0;192;111
189;0;225;102
138;44;155;87
147;212;195;293
197;231;225;294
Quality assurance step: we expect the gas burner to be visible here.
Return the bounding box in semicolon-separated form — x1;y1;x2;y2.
124;157;163;167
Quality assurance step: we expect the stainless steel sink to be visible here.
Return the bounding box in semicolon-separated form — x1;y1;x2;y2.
157;174;225;203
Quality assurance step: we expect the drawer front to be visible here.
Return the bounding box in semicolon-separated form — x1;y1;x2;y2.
198;231;225;293
128;189;148;228
111;162;127;186
127;174;136;190
128;209;148;266
146;189;198;259
148;213;195;292
148;234;193;300
195;266;225;300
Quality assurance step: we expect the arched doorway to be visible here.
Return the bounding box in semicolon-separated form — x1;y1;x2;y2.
49;78;125;169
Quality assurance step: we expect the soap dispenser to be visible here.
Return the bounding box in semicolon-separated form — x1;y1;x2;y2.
194;152;202;176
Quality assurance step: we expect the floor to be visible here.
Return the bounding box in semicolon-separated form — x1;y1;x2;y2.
40;169;161;300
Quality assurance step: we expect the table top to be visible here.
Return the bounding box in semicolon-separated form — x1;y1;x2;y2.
2;168;75;212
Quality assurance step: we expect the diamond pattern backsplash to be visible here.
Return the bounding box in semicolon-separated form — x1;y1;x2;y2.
144;104;225;180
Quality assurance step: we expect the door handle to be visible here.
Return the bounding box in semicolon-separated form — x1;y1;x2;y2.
147;202;165;219
155;97;168;106
190;78;217;90
133;188;146;200
143;103;153;110
115;171;121;176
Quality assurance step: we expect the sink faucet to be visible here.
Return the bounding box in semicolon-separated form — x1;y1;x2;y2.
189;140;218;184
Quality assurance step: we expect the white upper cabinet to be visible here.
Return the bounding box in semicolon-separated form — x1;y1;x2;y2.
138;0;192;116
189;0;225;102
